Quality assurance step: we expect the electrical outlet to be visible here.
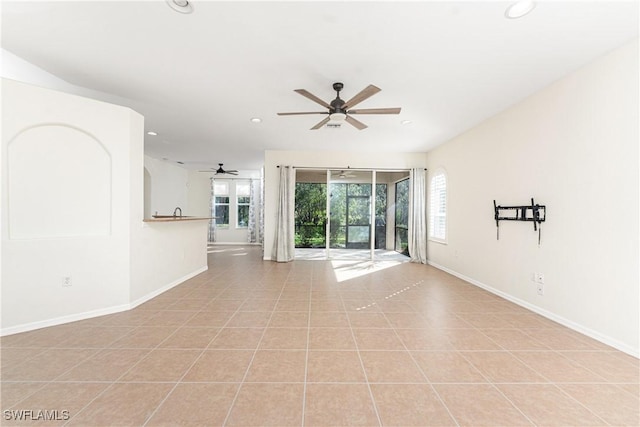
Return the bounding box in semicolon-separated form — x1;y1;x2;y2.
537;283;544;296
62;276;72;287
534;273;545;284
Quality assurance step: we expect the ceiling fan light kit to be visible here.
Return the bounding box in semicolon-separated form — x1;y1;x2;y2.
505;0;536;19
166;0;193;14
278;82;401;130
329;112;346;122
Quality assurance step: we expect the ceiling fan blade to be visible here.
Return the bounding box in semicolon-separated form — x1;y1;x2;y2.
348;107;401;115
345;115;368;130
227;169;239;173
343;84;381;109
277;112;329;116
227;171;239;175
294;89;331;109
197;169;215;172
311;116;331;130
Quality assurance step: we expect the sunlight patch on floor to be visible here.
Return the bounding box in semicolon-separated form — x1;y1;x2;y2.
331;259;405;283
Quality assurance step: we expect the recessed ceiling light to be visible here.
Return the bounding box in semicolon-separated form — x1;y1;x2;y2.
166;0;193;14
505;0;536;19
147;131;158;136
401;120;412;125
250;117;262;123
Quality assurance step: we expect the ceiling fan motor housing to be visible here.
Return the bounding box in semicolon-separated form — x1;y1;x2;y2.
331;82;345;113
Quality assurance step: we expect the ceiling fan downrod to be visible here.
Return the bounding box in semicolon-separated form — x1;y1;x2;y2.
331;82;345;113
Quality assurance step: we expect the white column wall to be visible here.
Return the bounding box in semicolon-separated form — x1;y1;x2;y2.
1;79;135;332
1;79;210;334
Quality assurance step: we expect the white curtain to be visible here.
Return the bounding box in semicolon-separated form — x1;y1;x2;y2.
247;177;263;244
208;177;217;243
408;168;427;264
272;165;295;262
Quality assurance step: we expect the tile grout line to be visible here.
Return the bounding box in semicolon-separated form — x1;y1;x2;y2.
376;278;461;427
63;273;239;427
339;285;383;427
300;267;314;427
139;277;245;427
451;294;544;426
2;317;145;411
219;263;293;427
505;350;613;426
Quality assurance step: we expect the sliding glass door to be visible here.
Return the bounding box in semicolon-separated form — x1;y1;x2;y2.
294;168;410;261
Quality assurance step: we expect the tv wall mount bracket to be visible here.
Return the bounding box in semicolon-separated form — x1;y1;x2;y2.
493;198;546;245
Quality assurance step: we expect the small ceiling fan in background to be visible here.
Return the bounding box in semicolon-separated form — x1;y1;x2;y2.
278;82;401;130
198;163;238;175
333;170;357;179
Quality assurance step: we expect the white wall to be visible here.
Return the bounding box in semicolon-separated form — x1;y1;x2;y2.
143;156;188;217
130;119;209;306
425;40;639;356
188;170;212;217
130;221;208;304
2;79;135;331
1;79;209;334
263;150;427;259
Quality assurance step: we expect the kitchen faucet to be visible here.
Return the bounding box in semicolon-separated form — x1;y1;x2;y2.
173;207;182;217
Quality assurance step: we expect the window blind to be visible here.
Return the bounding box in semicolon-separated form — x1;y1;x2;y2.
429;172;447;241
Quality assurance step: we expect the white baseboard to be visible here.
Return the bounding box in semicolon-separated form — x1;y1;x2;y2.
427;260;639;358
0;303;131;336
0;265;208;337
208;242;261;246
129;265;208;309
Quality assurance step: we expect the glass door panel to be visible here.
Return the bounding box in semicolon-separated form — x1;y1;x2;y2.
346;193;370;249
294;170;327;254
374;183;387;250
395;178;409;255
329;170;372;258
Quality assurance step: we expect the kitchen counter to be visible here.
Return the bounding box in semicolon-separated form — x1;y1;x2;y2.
143;216;215;223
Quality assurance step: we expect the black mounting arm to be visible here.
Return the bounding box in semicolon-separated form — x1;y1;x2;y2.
493;198;546;244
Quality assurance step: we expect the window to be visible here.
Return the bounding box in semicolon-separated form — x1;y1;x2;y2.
429;170;447;242
236;182;250;228
214;181;229;227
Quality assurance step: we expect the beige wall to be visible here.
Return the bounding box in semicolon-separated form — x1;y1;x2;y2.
425;40;639;355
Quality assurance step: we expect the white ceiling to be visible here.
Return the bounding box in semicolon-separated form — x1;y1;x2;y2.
2;1;638;171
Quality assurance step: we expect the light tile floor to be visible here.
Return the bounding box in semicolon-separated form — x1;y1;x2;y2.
1;246;638;426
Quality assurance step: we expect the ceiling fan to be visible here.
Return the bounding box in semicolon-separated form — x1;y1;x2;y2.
198;163;238;175
277;82;401;130
333;170;357;179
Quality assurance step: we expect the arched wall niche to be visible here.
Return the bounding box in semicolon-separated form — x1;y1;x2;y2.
8;123;112;239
